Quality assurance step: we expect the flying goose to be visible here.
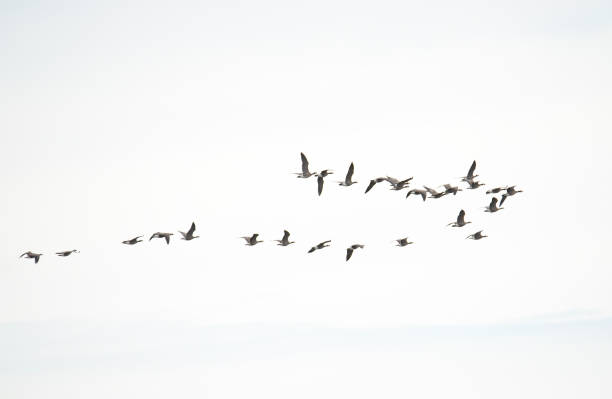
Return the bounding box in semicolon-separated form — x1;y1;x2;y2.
384;176;413;191
179;222;199;240
484;197;503;213
448;209;471;227
241;233;263;246
294;152;316;178
466;179;484;189
442;184;462;195
466;230;487;240
308;240;331;253
499;186;523;206
122;236;143;245
364;177;386;193
316;169;333;196
486;186;507;194
274;230;295;246
56;249;78;257
395;237;414;247
424;186;446;199
461;160;478;182
150;232;173;245
20;251;42;263
346;244;364;261
406;188;427;201
338;162;357;186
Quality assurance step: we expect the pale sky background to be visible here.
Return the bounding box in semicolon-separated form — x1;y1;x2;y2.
1;0;611;397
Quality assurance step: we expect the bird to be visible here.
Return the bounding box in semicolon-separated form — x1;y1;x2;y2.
308;240;331;253
442;184;462;195
346;244;364;261
448;209;471;227
499;186;523;206
149;232;173;245
20;251;42;263
395;237;414;247
424;186;446;199
466;231;488;240
384;176;413;191
241;233;263;246
338;162;357;187
364;177;386;193
485;197;503;213
179;222;199;240
294;152;316;178
56;249;78;257
274;230;295;246
406;188;427;201
466;179;484;189
461;160;478;182
486;186;507;194
316;169;333;196
122;236;143;245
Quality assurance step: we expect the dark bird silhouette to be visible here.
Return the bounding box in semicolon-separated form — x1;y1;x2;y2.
466;180;484;189
500;186;523;206
308;240;331;253
406;188;427;201
274;230;295;246
122;236;143;245
179;222;199;240
467;231;488;240
338;162;357;186
384;176;413;191
485;197;503;213
486;186;507;194
20;251;42;263
241;233;263;246
448;209;471;227
461;160;478;182
316;169;333;196
395;237;414;247
294;152;316;178
442;184;462;195
424;186;446;199
346;244;364;261
365;177;386;193
56;249;78;257
150;232;173;245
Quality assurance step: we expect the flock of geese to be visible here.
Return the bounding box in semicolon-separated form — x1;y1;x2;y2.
19;153;522;264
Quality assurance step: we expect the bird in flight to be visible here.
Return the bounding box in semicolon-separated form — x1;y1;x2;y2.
150;232;173;245
485;197;503;213
442;184;462;195
486;186;507;194
241;233;263;246
56;249;78;257
179;222;199;240
384;176;413;191
345;244;364;261
395;237;414;247
448;209;471;227
466;231;487;240
466;179;484;189
338;162;357;187
294;152;317;178
406;188;427;201
20;251;42;263
316;169;333;196
274;230;295;246
308;240;331;253
500;185;523;206
424;186;446;199
364;177;386;193
461;160;478;183
122;236;143;245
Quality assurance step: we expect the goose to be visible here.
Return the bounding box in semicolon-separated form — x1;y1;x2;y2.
448;209;471;227
122;236;143;245
364;177;386;193
484;197;503;213
274;230;295;246
20;251;42;263
56;249;78;257
316;169;333;196
241;233;263;246
384;176;413;191
500;186;523;206
294;152;316;178
461;160;478;182
442;184;462;195
406;188;427;201
466;179;484;189
466;231;487;240
395;237;414;247
486;186;507;194
150;232;173;245
179;222;199;240
346;244;364;261
424;186;446;199
338;162;357;186
308;240;331;253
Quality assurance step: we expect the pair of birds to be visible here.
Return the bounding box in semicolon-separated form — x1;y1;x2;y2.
20;250;79;264
307;241;365;262
240;231;294;246
486;185;523;206
447;209;488;240
122;222;199;246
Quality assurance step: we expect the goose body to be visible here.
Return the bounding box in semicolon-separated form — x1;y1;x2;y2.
150;232;173;245
448;209;471;227
56;249;78;257
466;180;484;189
294;152;316;178
122;236;143;245
395;237;413;247
241;233;263;246
364;177;386;193
384;176;413;191
275;230;295;246
338;162;357;186
500;186;523;206
346;244;365;261
308;240;331;253
316;170;333;196
20;251;42;263
406;188;427;201
179;222;199;240
442;184;462;195
485;197;503;213
424;186;446;199
467;230;487;240
461;160;478;182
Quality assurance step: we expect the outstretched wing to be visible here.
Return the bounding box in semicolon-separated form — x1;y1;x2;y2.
458;209;465;224
282;230;290;241
346;248;353;261
317;175;324;196
499;194;508;207
187;222;196;237
345;162;354;184
365;179;376;193
467;160;476;178
301;152;309;175
165;235;170;245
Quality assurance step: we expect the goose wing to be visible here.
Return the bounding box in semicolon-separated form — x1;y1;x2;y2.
346;248;353;261
317;175;324;196
467;160;476;179
458;209;466;224
345;162;354;184
300;152;310;175
187;222;196;238
499;194;508;207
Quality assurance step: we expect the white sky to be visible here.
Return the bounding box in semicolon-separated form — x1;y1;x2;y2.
1;0;611;327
